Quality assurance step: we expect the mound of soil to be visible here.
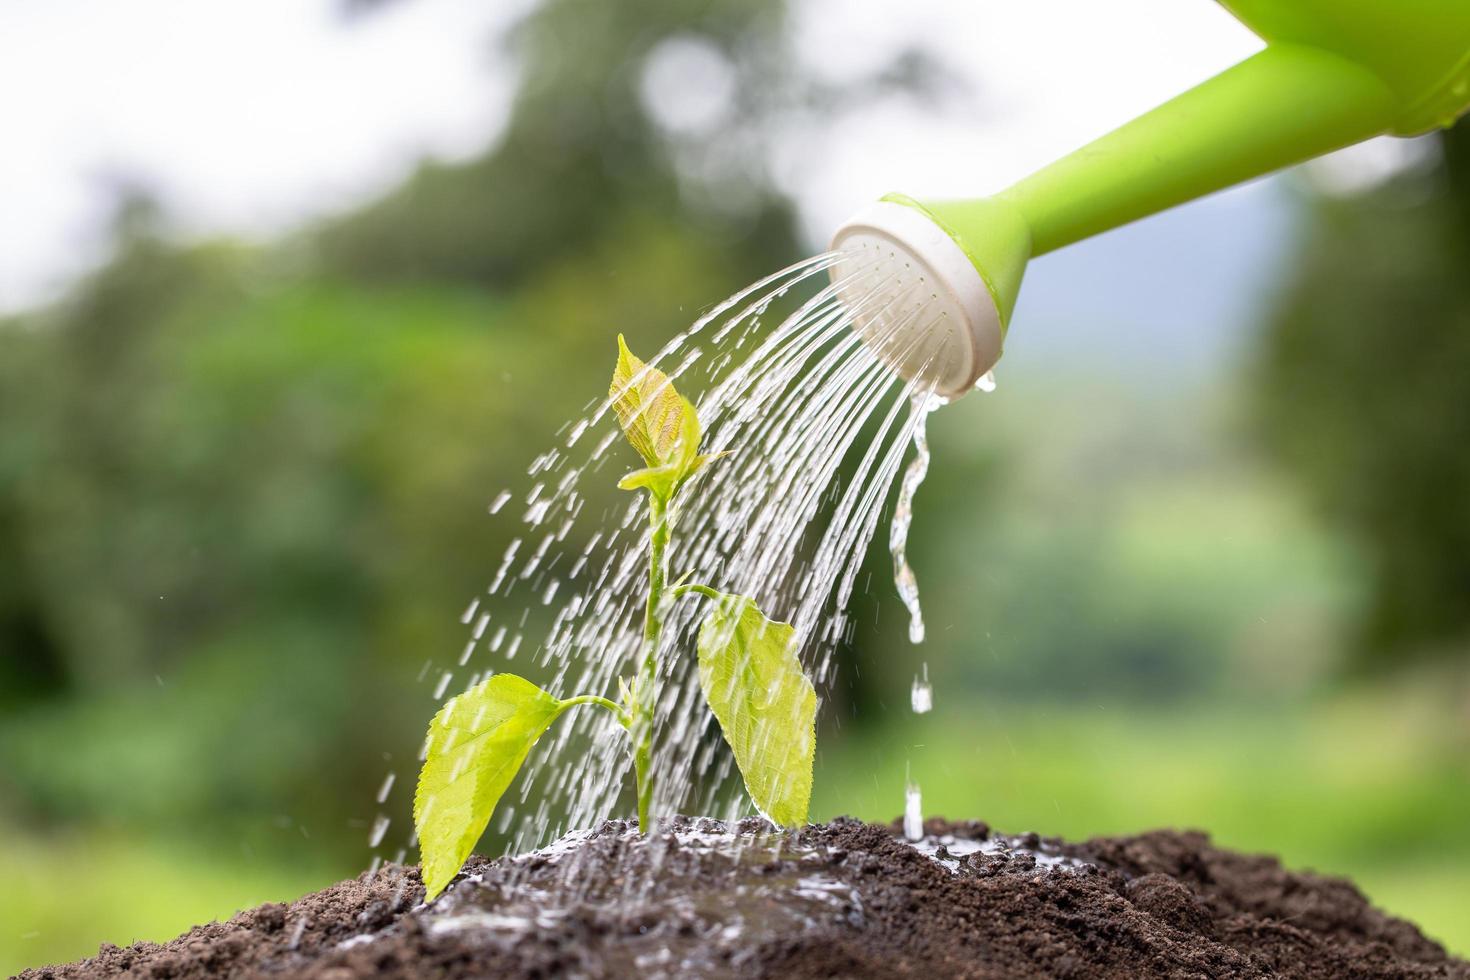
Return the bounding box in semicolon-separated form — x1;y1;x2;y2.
22;817;1466;980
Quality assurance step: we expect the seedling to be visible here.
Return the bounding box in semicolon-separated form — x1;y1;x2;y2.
413;336;817;899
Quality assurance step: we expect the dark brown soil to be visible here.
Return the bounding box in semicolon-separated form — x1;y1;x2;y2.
20;817;1467;980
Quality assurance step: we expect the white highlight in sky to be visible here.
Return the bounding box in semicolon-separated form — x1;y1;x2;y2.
0;0;1427;315
0;0;524;312
781;0;1263;244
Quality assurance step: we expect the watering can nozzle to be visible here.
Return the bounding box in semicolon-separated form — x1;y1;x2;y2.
829;199;1012;400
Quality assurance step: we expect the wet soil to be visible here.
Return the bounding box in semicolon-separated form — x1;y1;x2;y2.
20;817;1467;980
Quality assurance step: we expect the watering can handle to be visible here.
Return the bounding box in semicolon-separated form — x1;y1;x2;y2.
995;44;1396;257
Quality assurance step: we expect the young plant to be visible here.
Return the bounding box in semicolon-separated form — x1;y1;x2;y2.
413;336;817;899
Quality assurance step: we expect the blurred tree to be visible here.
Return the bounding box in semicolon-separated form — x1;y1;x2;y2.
322;0;949;294
0;309;58;707
1253;119;1470;671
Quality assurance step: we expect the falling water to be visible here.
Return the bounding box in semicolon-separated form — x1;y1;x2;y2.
368;814;391;849
889;393;941;644
379;244;966;869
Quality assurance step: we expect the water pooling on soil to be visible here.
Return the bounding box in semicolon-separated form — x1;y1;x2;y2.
358;818;1088;980
371;247;986;867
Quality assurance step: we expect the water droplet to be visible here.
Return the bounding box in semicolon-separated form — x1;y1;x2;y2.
432;671;453;699
911;663;932;714
459;598;480;624
974;370;997;393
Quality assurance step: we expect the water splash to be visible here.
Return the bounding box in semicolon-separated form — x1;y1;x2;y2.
903;779;924;842
387;247;965;865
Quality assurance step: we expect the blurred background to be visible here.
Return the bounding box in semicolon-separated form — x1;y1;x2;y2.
2;0;1467;970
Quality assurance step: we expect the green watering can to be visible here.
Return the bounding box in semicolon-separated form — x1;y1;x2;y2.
832;0;1470;399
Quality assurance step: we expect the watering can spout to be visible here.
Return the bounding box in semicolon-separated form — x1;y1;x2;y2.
833;0;1470;400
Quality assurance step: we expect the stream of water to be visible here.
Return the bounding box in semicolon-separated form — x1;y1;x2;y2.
890;393;940;644
374;247;981;861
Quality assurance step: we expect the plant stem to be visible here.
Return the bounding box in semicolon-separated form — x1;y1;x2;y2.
672;583;723;602
560;694;629;726
633;492;670;832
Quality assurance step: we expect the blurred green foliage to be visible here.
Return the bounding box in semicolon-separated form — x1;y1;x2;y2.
1253;121;1470;670
836;374;1356;710
1;0;1467;971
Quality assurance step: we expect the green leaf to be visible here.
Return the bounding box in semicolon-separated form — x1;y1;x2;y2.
610;336;711;496
616;462;682;497
696;594;816;827
413;674;564;899
609;335;693;467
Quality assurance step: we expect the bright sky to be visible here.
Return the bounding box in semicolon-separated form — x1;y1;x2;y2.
785;0;1259;240
0;0;521;311
0;0;1412;315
